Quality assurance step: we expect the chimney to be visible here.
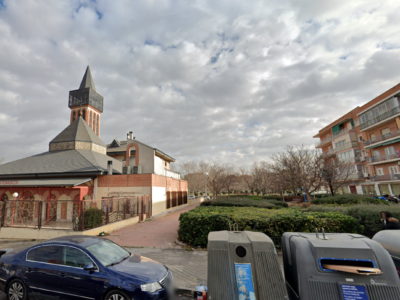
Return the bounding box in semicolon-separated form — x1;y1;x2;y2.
107;160;113;175
127;133;130;140
129;131;133;140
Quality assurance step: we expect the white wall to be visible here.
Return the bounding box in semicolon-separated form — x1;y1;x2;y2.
152;186;167;216
154;156;165;176
137;143;155;174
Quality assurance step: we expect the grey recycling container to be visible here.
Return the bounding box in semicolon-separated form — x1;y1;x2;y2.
207;230;288;300
282;232;400;300
373;230;400;278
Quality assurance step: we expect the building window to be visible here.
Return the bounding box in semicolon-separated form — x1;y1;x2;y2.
373;150;380;158
359;97;400;126
377;168;384;176
73;111;76;121
96;115;99;134
381;128;390;138
82;110;86;120
89;111;92;128
355;119;359;126
92;113;95;129
385;146;396;158
358;134;363;142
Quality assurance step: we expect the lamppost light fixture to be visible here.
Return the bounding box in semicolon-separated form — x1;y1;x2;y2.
12;192;18;198
204;172;209;176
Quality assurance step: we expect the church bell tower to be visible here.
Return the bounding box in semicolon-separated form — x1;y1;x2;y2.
68;66;104;136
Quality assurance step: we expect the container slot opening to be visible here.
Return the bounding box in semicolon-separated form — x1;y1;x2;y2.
320;259;374;268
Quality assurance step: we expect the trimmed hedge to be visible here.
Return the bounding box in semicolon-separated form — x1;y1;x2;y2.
311;194;387;206
346;205;400;237
201;199;280;209
178;206;363;248
200;198;288;209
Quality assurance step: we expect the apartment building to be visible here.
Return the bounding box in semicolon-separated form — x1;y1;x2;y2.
314;83;400;196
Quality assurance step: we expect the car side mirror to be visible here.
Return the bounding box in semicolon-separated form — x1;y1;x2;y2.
83;263;97;271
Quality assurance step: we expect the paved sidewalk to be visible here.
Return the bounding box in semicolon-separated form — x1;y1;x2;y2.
108;204;198;248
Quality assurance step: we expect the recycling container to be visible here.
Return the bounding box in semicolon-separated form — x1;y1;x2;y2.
282;232;400;300
373;230;400;278
207;230;288;300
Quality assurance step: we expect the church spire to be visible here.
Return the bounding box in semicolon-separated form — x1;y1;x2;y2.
79;65;96;91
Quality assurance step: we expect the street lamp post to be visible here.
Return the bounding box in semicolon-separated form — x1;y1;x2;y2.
204;172;209;198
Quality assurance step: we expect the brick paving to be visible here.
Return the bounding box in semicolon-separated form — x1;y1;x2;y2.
107;204;199;248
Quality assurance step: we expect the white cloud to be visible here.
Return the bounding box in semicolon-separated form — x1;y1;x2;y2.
0;0;400;167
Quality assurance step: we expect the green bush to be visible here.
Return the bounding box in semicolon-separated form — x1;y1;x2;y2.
178;206;363;248
311;194;387;206
82;208;104;230
263;195;282;200
306;205;350;214
346;204;400;237
200;198;281;209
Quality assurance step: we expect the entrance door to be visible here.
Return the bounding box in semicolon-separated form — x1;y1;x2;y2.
349;186;357;194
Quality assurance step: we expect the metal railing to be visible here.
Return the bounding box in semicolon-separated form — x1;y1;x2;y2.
363;129;400;147
360;106;400;130
371;174;400;181
0;196;152;231
333;141;359;153
366;153;400;164
316;128;355;147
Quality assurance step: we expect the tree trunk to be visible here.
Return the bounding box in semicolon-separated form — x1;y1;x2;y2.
329;182;334;196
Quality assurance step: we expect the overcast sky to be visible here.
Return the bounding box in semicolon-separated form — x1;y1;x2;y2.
1;0;400;168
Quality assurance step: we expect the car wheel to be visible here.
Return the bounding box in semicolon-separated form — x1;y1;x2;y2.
104;290;130;300
7;279;28;300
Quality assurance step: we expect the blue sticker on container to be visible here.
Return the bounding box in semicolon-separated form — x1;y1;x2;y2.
340;285;369;300
235;263;256;300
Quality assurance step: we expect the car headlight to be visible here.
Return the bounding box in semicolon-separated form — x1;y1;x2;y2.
140;282;162;292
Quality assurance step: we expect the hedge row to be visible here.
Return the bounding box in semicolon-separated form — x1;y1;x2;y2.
306;204;400;237
311;194;387;205
178;206;363;248
200;198;288;209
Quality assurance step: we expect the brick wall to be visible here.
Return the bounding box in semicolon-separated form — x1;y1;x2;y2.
97;174;187;191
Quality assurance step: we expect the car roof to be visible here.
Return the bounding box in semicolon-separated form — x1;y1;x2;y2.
39;235;106;248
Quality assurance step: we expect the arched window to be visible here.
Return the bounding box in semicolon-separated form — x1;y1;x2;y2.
82;109;86;120
92;113;95;129
89;111;92;128
96;115;99;134
72;111;76;121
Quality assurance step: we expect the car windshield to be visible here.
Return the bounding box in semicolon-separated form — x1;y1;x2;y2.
86;240;130;267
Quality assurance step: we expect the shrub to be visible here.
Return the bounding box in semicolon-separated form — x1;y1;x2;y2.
263;195;282;200
82;208;104;230
346;204;400;237
306;205;350;214
200;198;281;209
311;194;387;206
178;206;363;248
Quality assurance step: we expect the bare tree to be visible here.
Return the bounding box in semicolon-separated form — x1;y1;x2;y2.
271;145;324;201
222;165;239;195
206;160;227;199
239;168;257;193
322;155;357;196
251;161;272;196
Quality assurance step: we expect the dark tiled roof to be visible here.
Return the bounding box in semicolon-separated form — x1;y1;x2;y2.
0;149;122;178
0;178;93;187
50;117;105;147
79;65;96;91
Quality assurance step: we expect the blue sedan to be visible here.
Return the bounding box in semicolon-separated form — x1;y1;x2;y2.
0;236;173;300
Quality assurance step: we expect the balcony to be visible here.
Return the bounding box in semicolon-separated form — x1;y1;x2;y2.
347;172;365;180
316;128;355;148
371;174;400;182
333;141;359;153
360;106;400;131
366;153;400;165
363;129;400;148
165;169;181;179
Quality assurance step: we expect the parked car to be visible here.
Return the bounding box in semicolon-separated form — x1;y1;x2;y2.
0;236;173;300
204;196;211;200
188;195;195;200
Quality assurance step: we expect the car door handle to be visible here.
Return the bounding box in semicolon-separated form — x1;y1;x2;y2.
58;272;67;277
